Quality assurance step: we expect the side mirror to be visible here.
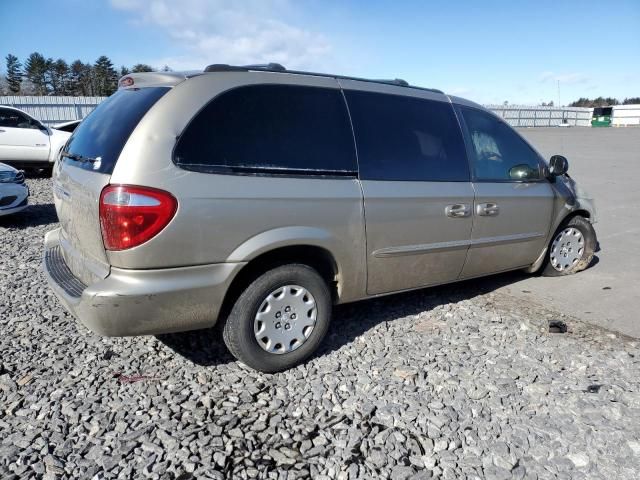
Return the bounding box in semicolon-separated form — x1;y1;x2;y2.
549;155;569;177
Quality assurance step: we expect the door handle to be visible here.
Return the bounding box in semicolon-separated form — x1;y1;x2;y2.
476;203;500;216
445;204;471;218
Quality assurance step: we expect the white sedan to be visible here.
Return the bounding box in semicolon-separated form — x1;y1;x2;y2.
0;106;71;174
0;162;29;216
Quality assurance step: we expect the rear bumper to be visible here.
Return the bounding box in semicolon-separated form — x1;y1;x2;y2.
43;228;245;336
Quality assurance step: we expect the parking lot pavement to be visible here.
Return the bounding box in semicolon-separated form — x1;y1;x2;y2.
503;127;640;338
1;178;640;479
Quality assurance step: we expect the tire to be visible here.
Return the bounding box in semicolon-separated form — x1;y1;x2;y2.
222;264;332;373
542;215;596;277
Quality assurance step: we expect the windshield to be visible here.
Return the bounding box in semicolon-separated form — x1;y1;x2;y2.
62;87;169;174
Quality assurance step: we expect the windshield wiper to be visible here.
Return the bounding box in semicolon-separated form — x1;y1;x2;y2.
61;151;100;164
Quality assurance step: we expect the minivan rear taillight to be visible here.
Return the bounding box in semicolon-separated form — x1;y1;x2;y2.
99;185;177;251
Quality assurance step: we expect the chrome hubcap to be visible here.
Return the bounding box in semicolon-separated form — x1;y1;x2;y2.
254;285;317;354
550;227;584;272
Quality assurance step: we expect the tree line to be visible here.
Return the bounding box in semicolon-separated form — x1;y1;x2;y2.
2;52;170;97
569;97;640;107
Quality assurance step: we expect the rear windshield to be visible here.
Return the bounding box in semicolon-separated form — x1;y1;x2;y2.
62;87;169;174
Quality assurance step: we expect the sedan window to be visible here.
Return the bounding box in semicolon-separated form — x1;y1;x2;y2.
0;109;22;128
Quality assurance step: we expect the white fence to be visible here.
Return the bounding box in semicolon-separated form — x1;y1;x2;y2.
1;96;596;128
487;105;594;127
610;105;640;126
0;96;106;126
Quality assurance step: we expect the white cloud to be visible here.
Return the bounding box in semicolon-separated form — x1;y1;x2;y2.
539;71;589;84
110;0;331;71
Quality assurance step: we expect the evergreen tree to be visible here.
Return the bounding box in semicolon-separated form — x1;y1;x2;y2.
47;59;70;95
69;60;85;95
93;55;118;96
569;97;623;107
24;52;49;95
120;66;130;77
84;62;97;96
132;63;154;73
5;54;23;94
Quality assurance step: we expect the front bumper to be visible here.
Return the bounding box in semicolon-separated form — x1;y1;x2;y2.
43;228;245;336
0;183;29;216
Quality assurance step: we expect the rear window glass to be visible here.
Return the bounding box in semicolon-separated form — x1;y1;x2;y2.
62;87;169;174
174;84;357;175
344;90;469;182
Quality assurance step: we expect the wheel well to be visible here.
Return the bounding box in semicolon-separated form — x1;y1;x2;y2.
563;209;591;225
218;245;339;321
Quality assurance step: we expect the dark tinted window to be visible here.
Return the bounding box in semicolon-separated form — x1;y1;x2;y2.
0;108;34;129
63;87;169;173
344;90;469;181
460;107;542;181
174;84;357;175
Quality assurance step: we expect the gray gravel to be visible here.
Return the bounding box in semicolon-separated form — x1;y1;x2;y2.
1;178;639;480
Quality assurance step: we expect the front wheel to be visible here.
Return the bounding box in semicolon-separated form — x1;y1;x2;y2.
222;264;332;373
542;215;596;276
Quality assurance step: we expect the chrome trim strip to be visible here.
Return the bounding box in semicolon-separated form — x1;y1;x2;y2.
469;232;545;248
373;239;471;258
372;232;544;258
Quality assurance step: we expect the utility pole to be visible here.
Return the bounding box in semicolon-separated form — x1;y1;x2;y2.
557;80;561;107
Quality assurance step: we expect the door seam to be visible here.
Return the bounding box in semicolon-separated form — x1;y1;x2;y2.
458;181;477;278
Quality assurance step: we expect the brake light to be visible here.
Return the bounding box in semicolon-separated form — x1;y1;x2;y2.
119;76;134;88
99;185;177;251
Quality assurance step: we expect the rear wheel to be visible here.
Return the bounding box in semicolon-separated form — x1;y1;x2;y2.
542;215;596;276
222;264;332;373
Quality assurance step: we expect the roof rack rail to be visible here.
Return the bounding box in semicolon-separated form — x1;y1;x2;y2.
204;63;286;73
202;63;443;94
372;78;410;87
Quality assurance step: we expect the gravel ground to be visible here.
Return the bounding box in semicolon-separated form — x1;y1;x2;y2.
1;178;639;480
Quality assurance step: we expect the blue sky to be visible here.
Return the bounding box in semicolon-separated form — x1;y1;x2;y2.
1;0;639;104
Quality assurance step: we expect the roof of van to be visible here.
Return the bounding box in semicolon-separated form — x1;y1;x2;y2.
118;63;446;96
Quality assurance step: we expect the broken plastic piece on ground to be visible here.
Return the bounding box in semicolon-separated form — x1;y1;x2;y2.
548;320;568;333
103;350;116;360
113;372;160;384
